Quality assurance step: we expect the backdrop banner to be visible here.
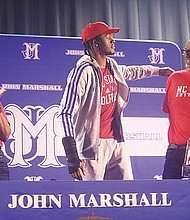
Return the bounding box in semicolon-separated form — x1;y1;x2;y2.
0;34;182;181
0;180;190;220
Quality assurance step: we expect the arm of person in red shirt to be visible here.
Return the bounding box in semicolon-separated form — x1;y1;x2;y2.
0;88;11;142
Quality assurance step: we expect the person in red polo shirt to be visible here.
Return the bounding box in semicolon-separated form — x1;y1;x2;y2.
0;88;11;180
162;39;190;179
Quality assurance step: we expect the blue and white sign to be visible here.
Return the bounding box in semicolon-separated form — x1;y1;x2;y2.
0;180;190;220
0;34;182;181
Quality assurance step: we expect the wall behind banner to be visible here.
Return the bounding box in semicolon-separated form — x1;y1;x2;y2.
0;34;182;181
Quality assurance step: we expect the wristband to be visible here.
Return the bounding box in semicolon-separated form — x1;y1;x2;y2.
62;136;81;174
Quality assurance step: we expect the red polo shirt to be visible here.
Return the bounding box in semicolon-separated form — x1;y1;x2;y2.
162;69;190;144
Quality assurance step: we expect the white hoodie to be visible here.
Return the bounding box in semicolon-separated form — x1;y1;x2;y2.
59;55;159;160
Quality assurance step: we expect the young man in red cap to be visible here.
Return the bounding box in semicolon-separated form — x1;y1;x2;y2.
59;22;174;181
0;88;11;180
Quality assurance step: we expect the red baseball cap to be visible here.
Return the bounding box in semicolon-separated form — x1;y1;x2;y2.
81;22;120;44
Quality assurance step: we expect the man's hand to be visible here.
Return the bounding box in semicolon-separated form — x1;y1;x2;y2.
62;136;84;180
159;67;175;76
70;161;85;180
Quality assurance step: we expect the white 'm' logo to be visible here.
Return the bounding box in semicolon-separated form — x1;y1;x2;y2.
148;48;165;64
4;104;65;168
21;42;41;60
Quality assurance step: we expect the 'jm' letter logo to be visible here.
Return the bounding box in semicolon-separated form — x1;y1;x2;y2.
148;48;165;64
21;43;41;60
